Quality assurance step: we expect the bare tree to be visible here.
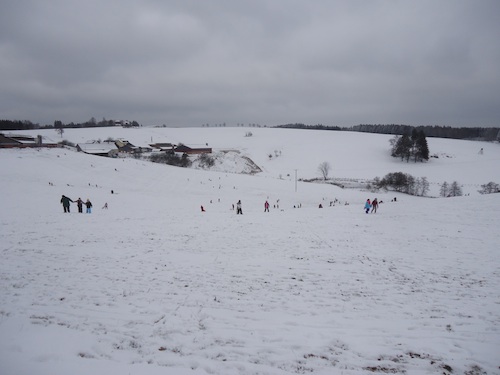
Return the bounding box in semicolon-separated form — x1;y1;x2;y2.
440;181;449;197
449;181;463;197
318;162;331;180
420;177;430;196
54;120;64;138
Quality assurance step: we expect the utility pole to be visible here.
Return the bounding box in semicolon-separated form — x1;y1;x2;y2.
294;169;298;192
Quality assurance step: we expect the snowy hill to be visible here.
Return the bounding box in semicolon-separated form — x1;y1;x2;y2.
15;126;500;196
0;127;499;375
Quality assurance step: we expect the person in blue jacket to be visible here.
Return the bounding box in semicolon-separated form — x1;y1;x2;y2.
85;199;93;213
364;199;371;214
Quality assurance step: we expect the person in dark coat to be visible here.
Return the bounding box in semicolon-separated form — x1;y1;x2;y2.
76;198;84;213
60;195;73;213
236;200;243;214
85;199;93;213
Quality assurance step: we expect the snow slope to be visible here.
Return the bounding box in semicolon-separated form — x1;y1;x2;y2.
0;127;499;375
18;126;500;196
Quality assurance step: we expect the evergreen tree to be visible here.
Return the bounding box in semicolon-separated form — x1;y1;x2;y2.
390;135;400;156
402;134;412;162
415;130;429;161
392;134;412;161
390;129;429;162
411;129;419;162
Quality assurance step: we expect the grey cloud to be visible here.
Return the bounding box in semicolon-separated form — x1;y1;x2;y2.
0;0;499;126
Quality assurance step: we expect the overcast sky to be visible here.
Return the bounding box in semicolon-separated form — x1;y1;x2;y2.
1;0;499;127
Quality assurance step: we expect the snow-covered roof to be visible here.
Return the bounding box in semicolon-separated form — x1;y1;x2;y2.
0;133;36;144
77;143;117;154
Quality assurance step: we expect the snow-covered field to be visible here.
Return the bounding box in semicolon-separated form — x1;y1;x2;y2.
1;127;499;375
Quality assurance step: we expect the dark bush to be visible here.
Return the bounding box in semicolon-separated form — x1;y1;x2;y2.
150;152;192;167
197;153;215;168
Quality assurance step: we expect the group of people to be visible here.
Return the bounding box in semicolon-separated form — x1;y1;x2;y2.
200;197;387;215
60;195;93;213
364;198;379;214
201;199;244;214
239;199;273;214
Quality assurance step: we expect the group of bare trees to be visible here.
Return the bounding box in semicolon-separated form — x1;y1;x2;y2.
440;181;499;197
440;181;463;197
371;172;430;196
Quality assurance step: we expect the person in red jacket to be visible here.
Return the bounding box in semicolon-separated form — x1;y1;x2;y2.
76;198;84;213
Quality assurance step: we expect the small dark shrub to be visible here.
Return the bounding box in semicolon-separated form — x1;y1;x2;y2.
197;153;215;168
150;152;192;167
60;139;75;147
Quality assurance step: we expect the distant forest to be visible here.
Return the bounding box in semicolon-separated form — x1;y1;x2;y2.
277;123;500;141
2;118;499;141
0;118;139;131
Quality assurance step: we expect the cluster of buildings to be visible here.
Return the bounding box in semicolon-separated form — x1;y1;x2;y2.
0;132;213;158
76;140;212;158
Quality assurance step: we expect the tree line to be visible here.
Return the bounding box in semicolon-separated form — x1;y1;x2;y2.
0;119;38;130
371;172;498;197
348;124;499;141
277;123;342;131
1;118;140;131
3;118;498;141
276;123;499;141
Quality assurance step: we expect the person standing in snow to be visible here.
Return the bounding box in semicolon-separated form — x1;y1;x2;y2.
371;198;378;213
85;199;93;213
364;199;371;214
264;200;270;212
76;198;84;213
60;195;73;213
236;200;243;214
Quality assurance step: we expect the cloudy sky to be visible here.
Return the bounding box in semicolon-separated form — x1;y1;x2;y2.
1;0;499;127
